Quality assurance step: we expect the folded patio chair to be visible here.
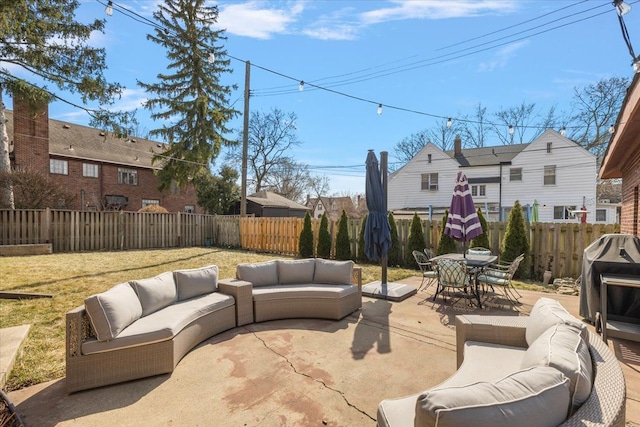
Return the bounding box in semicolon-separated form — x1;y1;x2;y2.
476;253;524;306
433;258;473;306
412;250;438;292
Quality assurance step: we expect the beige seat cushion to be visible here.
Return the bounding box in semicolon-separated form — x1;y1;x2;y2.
84;283;143;341
252;284;358;302
130;271;177;316
525;297;588;346
415;366;571;427
277;259;315;285
521;323;593;411
174;265;218;301
237;260;278;287
314;259;353;285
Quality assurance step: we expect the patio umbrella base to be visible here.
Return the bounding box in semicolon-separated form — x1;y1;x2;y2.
362;281;417;302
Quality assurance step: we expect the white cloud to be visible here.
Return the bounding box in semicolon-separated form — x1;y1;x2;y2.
113;88;148;112
217;1;305;39
477;40;529;72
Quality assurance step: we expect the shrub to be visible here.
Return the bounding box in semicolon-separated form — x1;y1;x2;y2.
357;214;367;263
469;208;491;251
299;211;314;258
335;210;352;260
316;213;331;259
501;200;530;278
404;212;425;269
437;209;458;255
138;205;169;213
387;212;401;267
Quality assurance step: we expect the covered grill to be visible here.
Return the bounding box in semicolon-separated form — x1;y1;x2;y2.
580;234;640;323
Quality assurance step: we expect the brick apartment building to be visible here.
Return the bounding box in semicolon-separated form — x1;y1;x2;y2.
6;97;201;213
600;72;640;237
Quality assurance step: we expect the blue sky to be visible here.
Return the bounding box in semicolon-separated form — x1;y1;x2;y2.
6;0;640;195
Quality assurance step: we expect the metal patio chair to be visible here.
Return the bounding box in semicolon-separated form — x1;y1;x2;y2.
412;250;438;292
433;258;473;306
476;253;524;306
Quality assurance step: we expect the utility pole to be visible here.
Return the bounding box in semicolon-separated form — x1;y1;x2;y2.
240;61;250;216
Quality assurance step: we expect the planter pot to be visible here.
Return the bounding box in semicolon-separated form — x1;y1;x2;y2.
543;270;553;285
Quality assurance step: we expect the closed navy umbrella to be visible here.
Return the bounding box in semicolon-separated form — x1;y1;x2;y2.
364;150;391;261
444;171;483;249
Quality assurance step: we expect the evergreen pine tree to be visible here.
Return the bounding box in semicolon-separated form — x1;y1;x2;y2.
404;213;426;268
299;211;314;258
316;213;331;259
437;209;458;255
138;0;238;190
387;212;401;267
501;200;530;278
470;208;491;251
357;214;368;263
335;210;352;260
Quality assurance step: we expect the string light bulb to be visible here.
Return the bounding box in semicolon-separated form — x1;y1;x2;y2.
508;125;514;135
614;0;632;16
447;118;452;128
298;81;304;91
377;104;383;115
560;127;566;137
105;0;113;16
609;124;615;134
208;51;215;64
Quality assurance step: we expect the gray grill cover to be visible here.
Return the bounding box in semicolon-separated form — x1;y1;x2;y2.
579;234;640;322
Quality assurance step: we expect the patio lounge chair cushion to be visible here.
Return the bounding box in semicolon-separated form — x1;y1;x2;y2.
277;259;315;285
84;283;143;341
314;259;354;285
174;265;219;301
414;366;571;427
130;271;177;316
521;323;593;411
525;297;588;346
237;260;279;287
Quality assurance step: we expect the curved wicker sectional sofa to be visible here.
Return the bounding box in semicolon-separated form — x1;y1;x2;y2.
377;298;626;427
66;259;362;393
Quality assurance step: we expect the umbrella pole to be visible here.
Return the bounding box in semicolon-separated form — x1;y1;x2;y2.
381;151;389;285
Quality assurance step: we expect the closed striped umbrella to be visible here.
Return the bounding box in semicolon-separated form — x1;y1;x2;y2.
444;172;483;245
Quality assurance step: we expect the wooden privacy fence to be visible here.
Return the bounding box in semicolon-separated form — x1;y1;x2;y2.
0;209;620;279
0;209;241;252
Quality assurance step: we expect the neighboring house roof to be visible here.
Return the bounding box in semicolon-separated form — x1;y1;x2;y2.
307;196;355;214
600;72;640;179
444;143;527;167
248;190;310;210
5;110;165;170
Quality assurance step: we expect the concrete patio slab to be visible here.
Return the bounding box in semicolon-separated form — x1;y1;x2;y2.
6;283;640;426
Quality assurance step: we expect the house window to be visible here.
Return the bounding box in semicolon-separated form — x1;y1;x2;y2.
544;165;556;185
427;154;432;164
510;168;522;181
596;209;606;222
318;204;323;211
142;199;159;207
50;159;68;175
554;205;576;220
332;203;338;211
118;168;138;185
547;142;552;153
421;173;438;191
184;205;195;213
83;163;98;178
471;185;486;197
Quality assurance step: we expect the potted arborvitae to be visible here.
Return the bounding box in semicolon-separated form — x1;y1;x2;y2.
335;210;352;260
299;211;314;258
316;213;331;259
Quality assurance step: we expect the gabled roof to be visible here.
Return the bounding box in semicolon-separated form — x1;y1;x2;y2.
308;196;354;211
444;143;527;167
247;190;310;210
5;110;165;170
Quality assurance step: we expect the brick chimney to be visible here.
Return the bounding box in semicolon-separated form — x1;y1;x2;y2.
13;96;49;172
454;135;462;156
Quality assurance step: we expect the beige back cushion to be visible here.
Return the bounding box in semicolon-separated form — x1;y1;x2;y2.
522;323;593;412
84;283;143;341
174;265;219;301
130;271;177;316
314;259;354;285
415;366;570;427
277;259;315;285
236;260;278;287
526;297;588;346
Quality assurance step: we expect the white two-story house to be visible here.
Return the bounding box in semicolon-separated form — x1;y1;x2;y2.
388;129;613;223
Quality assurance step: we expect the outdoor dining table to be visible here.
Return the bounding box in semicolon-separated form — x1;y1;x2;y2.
430;253;498;308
